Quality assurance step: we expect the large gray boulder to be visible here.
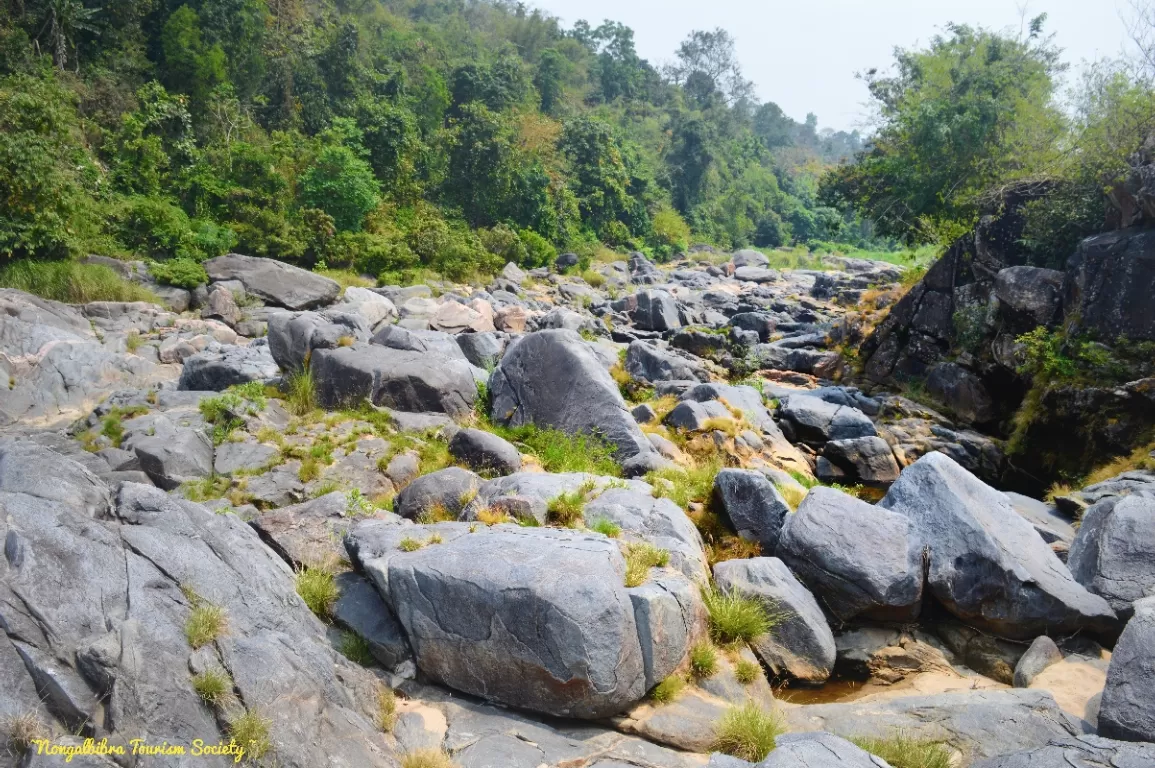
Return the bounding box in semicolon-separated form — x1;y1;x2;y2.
178;341;279;391
448;428;521;476
712;469;791;552
488;330;659;472
204;253;340;310
879;452;1117;640
1098;595;1155;743
266;310;370;373
394;467;483;521
713;558;836;683
466;471;650;526
371;324;470;361
971;735;1155;768
777;487;923;623
0;442;395;768
762;733;894;768
629;572;704;691
333;286;396;328
784;689;1084;764
312;343;476;416
779;395;877;444
822;436;901;485
1067;495;1155;619
134;428;213;490
633;290;681;331
994;266;1064;329
1065;228;1155;342
357;525;647;718
926;362;996;424
624;341;709;383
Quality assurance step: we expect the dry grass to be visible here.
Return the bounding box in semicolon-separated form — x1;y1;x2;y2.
185;601;228;649
229;710;273;760
3;711;48;755
398;537;425;552
400;749;457;768
475;506;514;525
1082;441;1155;487
377;686;398;732
623;542;670;587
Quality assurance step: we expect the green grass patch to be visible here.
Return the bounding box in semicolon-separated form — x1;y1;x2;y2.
734;658;760;685
702;587;774;644
284;367;317;417
0;260;160;304
689;640;718;679
546;487;588;527
645;457;722;508
849;734;953;768
339;631;376;666
185;601;227;649
623;542;670;587
229;709;273;761
588;517;621;538
711;701;785;762
489;423;620;475
295;565;339;618
191;669;232;707
649;675;685;704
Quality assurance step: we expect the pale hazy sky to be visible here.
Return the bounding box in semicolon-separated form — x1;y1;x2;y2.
529;0;1137;133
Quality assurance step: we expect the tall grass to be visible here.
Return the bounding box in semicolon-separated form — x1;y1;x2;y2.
702;586;774;644
849;734;953;768
711;702;785;762
0;260;159;304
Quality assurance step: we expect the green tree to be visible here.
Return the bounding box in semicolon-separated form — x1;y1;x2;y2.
535;48;566;115
820;19;1065;244
38;0;100;71
161;6;228;114
300;140;380;233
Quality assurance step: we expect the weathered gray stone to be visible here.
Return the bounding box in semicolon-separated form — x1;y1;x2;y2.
822;436;901;485
1013;636;1064;688
713;558;836;683
204;253;340;310
664;400;729;431
731;249;769;268
456;332;506;369
489;330;658;471
761;732;894;768
1065;228;1155;342
334;286;396;328
1099;595;1155;743
178;341;279;391
201;285;241;327
213;441;278;475
777;487;923;623
134;428;213;490
780;395;877;444
583;488;709;584
624;341;709;383
1068;495;1155;619
880;452;1117;640
995;266;1064;328
633;290;681;331
712;469;790;552
971;734;1155;768
266;310;370;372
448;428;521;476
394;467;483;521
927;362;996;424
312;343;476;416
628;571;704;689
332;572;412;670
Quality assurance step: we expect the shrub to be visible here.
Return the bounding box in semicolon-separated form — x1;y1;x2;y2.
339;631;375;666
546;488;587;527
0;260;159;304
588;518;621;538
702;587;774;644
651;205;691;252
649;675;684;704
711;701;784;762
229;710;273;760
400;750;456;768
849;734;953;768
689;640;718;679
150;258;207;289
186;602;227;649
295;565;339;618
623;542;670;587
645;458;722;508
377;686;398;732
191;669;232;706
734;658;760;685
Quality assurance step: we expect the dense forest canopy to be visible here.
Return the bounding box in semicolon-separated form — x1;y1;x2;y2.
0;0;875;285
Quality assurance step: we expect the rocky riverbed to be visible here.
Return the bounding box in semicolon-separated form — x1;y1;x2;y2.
1;247;1153;768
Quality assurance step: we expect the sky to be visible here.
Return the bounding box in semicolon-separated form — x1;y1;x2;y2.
528;0;1138;133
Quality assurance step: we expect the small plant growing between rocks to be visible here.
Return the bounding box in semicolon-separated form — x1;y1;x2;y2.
711;701;784;762
623;543;670;587
185;600;228;649
191;668;232;706
689;640;718;679
285;367;317;416
400;749;457;768
734;658;760;685
295;564;339;618
475;507;513;525
849;733;953;768
546;488;588;527
648;675;684;704
339;631;375;666
125;330;142;353
229;709;273;761
337;335;355;347
3;711;48;756
377;686;398;732
702;587;773;645
588;517;621;538
416;502;456;524
398;537;425;552
346;489;376;517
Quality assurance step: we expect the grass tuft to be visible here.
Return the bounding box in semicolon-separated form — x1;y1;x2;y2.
623;542;670;587
295;565;339;619
3;711;48;756
702;587;774;644
849;734;953;768
711;701;785;762
398;537;425;552
400;749;457;768
339;631;375;666
588;517;621;538
689;640;718;679
191;669;232;707
645;457;722;508
229;710;273;761
377;686;398;732
734;658;760;685
649;675;685;704
0;259;160;304
546;488;587;527
185;601;228;649
285;367;317;417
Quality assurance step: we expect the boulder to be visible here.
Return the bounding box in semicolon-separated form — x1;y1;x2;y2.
971;735;1155;768
501;262;527;283
448;428;521;477
1013;636;1064;688
784;689;1084;763
879;452;1117;639
370;324;469;360
362;526;647;718
488;330;659;472
312;343;476;416
177;341;279;391
713;558;836;683
665;399;732;431
494;305;528;333
466;472;650;526
250;491;380;567
731;249;770;268
133;428;213;490
926;362;996;424
629;572;705;690
1065;228;1155;342
733;266;779;283
1006;492;1076;556
204;253;340;310
334;286;397;328
456;332;506;369
822;436;901;485
213;441;279;476
633;290;681;331
332;572;412;671
779;395;877;445
430;300;495;334
777;487;923;623
266;310;369;372
625;341;710;383
1098;595;1155;742
761;732;897;768
1067;495;1155;619
994;266;1064;329
200;284;241;327
711;469;791;553
393;467;483;521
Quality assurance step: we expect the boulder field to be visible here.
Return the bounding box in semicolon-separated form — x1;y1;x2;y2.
1;246;1152;767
